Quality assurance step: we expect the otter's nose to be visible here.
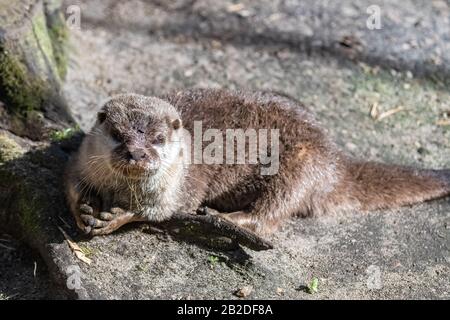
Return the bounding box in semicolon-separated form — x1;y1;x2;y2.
127;149;148;162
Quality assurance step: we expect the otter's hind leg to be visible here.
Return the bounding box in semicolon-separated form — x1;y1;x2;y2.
212;175;309;236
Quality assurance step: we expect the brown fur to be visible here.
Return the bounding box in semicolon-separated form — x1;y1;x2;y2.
65;89;450;236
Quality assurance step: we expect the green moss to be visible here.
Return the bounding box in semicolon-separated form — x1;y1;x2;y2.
0;4;68;114
207;255;220;269
0;47;45;114
50;125;80;141
0;134;25;163
307;277;319;294
17;194;41;238
0;166;43;239
78;244;96;257
135;264;149;272
0;134;45;238
0;293;10;300
0;13;51;113
30;9;59;78
351;66;450;127
47;16;69;79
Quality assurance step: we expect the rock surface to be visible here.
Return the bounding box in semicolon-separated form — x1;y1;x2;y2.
1;0;449;299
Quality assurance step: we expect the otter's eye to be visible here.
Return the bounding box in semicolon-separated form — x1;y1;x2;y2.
110;130;121;143
152;134;165;145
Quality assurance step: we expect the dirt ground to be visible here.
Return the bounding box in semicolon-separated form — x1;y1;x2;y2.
1;0;449;299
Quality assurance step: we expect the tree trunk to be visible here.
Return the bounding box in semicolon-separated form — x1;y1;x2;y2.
0;0;85;298
0;0;73;140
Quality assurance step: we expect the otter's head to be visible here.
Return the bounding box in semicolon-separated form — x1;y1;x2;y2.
93;94;183;178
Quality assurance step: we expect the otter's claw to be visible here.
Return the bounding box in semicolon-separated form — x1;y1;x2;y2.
75;203;96;234
99;212;114;221
80;214;109;228
197;206;221;216
79;203;94;215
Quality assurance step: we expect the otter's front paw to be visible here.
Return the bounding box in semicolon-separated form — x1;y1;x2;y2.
75;203;96;234
81;207;144;236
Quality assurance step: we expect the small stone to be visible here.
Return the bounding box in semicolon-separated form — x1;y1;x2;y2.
227;3;245;13
235;285;253;298
402;43;411;51
276;288;284;296
432;0;448;10
345;142;358;152
211;40;222;49
276;49;291;60
115;242;128;255
431;55;442;65
342;6;358;17
237;10;253;18
268;13;283;22
184;69;194;77
299;24;314;37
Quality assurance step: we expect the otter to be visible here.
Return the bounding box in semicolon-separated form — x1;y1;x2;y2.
65;89;450;236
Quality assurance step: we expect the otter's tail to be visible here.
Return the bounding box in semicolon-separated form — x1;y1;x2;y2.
335;159;450;211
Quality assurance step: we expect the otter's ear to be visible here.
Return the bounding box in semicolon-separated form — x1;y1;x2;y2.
172;118;182;130
97;111;107;124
